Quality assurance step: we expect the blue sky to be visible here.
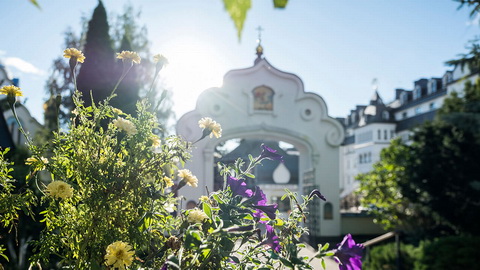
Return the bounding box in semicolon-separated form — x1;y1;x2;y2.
1;0;478;124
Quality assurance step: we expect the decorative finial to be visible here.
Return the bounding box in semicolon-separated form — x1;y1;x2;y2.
255;26;264;59
372;78;378;91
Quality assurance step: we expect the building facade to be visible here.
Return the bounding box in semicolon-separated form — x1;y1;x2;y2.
339;64;477;210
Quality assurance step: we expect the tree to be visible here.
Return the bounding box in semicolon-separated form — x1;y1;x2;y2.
356;140;441;237
76;0;117;110
44;28;83;131
45;3;174;134
400;79;480;235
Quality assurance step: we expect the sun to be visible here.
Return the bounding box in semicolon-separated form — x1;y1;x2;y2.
159;36;225;118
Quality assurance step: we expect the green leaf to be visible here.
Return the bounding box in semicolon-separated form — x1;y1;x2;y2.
279;257;294;268
29;0;41;9
244;172;255;178
273;0;288;8
202;202;212;219
321;258;326;269
320;242;329;251
222;0;251;40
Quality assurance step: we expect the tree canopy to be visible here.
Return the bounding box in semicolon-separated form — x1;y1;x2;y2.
359;78;480;236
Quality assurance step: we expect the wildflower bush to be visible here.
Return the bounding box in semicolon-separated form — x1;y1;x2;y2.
0;49;364;269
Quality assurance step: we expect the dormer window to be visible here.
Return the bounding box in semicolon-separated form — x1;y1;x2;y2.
428;80;437;94
414;85;422;100
382;111;389;120
400;92;408;104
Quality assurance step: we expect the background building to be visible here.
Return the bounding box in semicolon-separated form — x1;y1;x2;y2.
339;63;477;211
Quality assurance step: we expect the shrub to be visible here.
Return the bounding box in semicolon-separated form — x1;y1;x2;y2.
416;236;480;270
363;241;421;270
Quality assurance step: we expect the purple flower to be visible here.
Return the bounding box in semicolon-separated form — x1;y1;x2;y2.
258;144;283;162
334;234;364;270
250;186;267;205
255;204;278;220
308;189;327;201
227;176;253;197
258;224;281;252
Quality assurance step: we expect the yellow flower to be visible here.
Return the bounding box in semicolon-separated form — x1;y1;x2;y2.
25;156;48;171
0;85;23;97
163;176;174;188
63;48;85;63
153;54;168;70
187;208;209;223
113;117;137;136
199;196;209;203
104;241;135;270
45;181;73;199
178;169;198;188
198;117;222;138
151;135;161;148
116;51;141;64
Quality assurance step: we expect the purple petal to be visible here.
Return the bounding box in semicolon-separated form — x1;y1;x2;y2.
255;204;278;220
259;144;283;162
308;189;327;201
334;234;364;270
250;186;267;205
227;176;252;198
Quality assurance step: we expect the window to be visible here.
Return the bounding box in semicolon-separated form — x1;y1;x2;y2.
382;111;389;120
402;112;407;119
324;203;333;220
401;92;408;104
414;85;422;100
368;152;371;163
415;107;422;115
390;130;395;139
378;130;381;140
359;155;363;164
384;130;388;140
429;102;435;110
429;80;437;94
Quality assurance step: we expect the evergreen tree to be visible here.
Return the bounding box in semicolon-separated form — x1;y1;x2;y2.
76;0;116;108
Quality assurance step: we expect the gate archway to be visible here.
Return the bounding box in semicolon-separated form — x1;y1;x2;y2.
176;57;344;237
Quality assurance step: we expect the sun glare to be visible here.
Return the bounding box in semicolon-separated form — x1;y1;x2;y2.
159;36;225;118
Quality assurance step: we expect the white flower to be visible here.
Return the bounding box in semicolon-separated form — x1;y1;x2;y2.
164;203;176;213
113;117;137;135
187;208;208;223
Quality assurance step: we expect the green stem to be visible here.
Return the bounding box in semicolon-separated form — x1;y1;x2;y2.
9;103;33;146
109;63;133;98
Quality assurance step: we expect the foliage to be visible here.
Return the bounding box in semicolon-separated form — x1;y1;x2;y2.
45;3;174;135
223;0;251;40
356;140;438;236
44;28;82;130
356;139;410;230
447;1;480;69
363;242;421;270
222;0;288;40
416;236;480;270
400;79;480;236
0;148;36;264
76;1;119;115
358;78;480;236
364;236;480;270
0;49;354;269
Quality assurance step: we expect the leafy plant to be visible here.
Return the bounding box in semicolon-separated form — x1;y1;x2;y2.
0;48;360;269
